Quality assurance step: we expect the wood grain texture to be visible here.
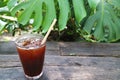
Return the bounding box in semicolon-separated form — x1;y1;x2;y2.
0;55;119;80
0;41;120;80
59;42;120;56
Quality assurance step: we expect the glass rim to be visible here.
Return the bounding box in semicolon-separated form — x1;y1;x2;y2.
15;33;45;49
15;33;44;41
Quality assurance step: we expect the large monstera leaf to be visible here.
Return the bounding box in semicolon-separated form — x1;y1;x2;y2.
83;0;120;42
7;0;87;33
9;0;56;33
4;0;120;42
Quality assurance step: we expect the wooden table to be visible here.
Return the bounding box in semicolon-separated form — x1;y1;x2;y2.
0;41;120;80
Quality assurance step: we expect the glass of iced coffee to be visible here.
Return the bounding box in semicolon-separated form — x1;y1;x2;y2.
15;34;46;79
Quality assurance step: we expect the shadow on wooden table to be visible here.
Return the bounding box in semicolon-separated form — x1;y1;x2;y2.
40;72;49;80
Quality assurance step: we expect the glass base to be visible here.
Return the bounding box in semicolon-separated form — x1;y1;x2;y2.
25;71;43;80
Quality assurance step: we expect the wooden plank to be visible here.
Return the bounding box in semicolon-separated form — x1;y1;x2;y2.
0;41;120;80
59;42;120;56
2;41;120;57
0;41;60;55
44;66;120;80
0;67;25;80
46;50;60;55
0;55;119;70
0;67;48;80
0;41;17;54
46;41;59;50
0;66;120;80
0;55;119;80
45;56;120;70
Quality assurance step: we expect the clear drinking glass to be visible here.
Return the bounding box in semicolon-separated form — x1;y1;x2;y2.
15;34;46;80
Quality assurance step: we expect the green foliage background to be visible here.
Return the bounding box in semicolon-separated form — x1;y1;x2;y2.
0;0;120;42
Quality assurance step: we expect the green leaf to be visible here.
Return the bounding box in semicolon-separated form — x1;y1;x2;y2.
88;0;100;10
83;12;100;34
11;0;56;33
0;0;9;7
42;0;56;33
58;0;70;30
72;0;87;23
9;0;88;33
33;0;43;30
7;0;18;10
93;17;104;41
11;0;39;25
83;0;120;42
11;0;37;25
108;0;120;8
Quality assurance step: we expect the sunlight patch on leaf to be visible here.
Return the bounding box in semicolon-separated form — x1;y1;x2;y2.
0;20;7;33
88;0;100;10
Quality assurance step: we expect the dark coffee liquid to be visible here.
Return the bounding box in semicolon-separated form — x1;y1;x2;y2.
16;39;46;77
